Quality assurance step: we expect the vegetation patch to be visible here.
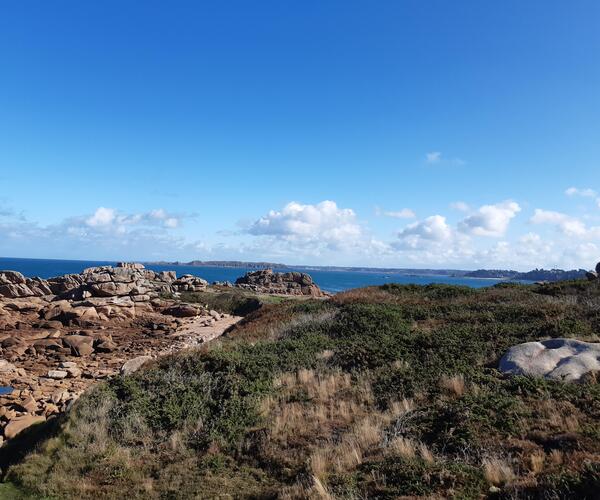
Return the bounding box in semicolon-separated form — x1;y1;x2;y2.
5;281;600;498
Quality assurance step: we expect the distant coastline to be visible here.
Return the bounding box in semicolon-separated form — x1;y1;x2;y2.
145;260;587;282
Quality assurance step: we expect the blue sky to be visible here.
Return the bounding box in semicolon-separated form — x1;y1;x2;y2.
1;1;599;269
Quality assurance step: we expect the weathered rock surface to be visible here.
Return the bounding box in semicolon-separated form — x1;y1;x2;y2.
163;304;202;318
235;269;325;296
0;271;52;299
585;262;600;282
0;263;250;445
499;338;600;382
62;335;94;356
120;356;153;375
0;263;208;300
4;414;45;439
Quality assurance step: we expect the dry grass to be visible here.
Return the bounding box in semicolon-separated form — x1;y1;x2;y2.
536;400;581;432
529;451;546;474
548;449;563;465
483;457;515;486
317;349;334;360
387;437;416;459
418;442;435;464
439;374;466;397
388;398;414;417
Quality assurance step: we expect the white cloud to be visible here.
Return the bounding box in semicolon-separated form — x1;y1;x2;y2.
397;215;453;249
86;207;116;227
530;209;588;237
519;232;541;245
425;152;465;166
248;200;363;249
425;151;441;164
565;187;597;198
377;208;416;219
450;201;470;212
458;200;521;237
85;207;183;230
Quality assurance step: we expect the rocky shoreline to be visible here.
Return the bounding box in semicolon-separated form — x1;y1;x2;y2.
0;263;245;446
0;264;328;445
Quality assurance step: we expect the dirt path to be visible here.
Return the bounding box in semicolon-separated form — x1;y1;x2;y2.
164;314;242;352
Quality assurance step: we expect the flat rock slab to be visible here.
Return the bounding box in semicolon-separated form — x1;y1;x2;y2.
171;315;241;346
4;414;45;439
499;338;600;382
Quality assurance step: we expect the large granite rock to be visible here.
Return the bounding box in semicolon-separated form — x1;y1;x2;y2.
499;338;600;382
4;414;45;439
235;269;325;296
0;271;52;298
62;335;95;356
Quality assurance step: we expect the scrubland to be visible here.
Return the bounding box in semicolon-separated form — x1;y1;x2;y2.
3;281;600;498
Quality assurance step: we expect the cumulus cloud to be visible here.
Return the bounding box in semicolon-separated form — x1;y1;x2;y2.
565;187;597;198
530;209;588;237
86;207;116;227
0;206;193;261
397;215;453;249
248;200;363;249
84;207;183;230
458;200;521;237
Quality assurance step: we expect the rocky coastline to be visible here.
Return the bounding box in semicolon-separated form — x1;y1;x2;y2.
0;264;327;445
0;263;242;446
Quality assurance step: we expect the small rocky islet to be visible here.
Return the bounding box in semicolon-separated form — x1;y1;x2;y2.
0;263;325;444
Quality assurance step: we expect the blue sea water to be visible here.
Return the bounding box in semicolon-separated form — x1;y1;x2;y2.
0;257;510;293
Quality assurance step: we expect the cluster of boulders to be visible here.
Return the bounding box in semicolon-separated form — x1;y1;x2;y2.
0;304;235;442
234;269;325;297
0;356;83;444
585;261;600;281
0;264;242;444
0;262;208;301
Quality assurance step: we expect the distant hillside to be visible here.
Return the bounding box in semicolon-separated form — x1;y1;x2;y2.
463;269;519;279
515;268;587;282
465;268;587;282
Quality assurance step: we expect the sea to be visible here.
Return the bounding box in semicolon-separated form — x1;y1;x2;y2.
0;257;513;293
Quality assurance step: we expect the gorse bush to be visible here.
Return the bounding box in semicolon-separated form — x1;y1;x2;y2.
6;281;600;498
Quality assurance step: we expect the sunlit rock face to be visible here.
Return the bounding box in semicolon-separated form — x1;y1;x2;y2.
499;338;600;382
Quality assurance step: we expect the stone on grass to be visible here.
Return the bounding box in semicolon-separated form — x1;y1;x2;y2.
499;338;600;382
120;355;153;376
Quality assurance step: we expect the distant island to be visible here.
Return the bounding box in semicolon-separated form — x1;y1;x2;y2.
147;260;589;282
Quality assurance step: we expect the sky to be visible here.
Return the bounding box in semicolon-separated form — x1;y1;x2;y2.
1;1;599;270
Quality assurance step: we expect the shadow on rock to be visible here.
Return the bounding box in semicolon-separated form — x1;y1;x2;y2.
0;415;65;478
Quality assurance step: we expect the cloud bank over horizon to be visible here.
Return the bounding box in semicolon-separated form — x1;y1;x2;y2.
1;188;599;271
